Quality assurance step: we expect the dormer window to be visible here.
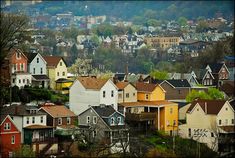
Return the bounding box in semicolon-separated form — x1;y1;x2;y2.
60;62;62;66
103;91;106;98
67;117;71;125
117;117;121;125
111;90;114;97
58;118;62;125
37;58;39;63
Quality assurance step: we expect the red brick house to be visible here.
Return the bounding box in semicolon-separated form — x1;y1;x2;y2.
0;115;21;158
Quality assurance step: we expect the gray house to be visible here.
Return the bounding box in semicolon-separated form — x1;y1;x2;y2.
78;105;129;153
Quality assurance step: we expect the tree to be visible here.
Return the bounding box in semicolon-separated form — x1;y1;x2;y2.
178;16;188;27
0;13;29;66
150;70;169;80
186;88;224;102
68;58;93;76
14;145;36;157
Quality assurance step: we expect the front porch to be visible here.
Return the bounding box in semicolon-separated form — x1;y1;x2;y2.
32;75;50;88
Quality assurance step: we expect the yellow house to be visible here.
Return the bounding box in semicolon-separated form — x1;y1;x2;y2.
144;36;180;50
43;56;68;89
55;78;73;94
120;100;178;135
135;82;166;101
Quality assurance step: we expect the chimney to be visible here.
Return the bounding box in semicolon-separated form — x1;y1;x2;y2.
124;62;129;82
205;102;207;114
15;105;19;115
138;75;143;82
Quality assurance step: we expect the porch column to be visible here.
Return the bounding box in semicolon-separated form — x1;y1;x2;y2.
158;107;160;130
148;106;150;112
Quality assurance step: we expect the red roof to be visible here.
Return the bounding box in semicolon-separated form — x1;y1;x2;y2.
43;56;65;67
41;105;77;118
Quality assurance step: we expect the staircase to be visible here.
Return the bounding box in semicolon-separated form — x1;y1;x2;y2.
40;138;58;156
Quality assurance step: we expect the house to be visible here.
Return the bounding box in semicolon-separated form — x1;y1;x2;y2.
135;82;166;101
55;78;73;94
219;80;234;99
40;105;77;128
6;48;31;88
144;36;180;50
206;63;230;87
160;79;191;100
1;105;54;144
26;52;49;88
69;77;118;115
43;56;68;89
168;71;199;87
0;115;21;158
195;68;215;87
119;100;178;135
79;105;129;153
179;99;235;154
115;82;137;103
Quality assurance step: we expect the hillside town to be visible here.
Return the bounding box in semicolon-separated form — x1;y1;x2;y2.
0;1;234;158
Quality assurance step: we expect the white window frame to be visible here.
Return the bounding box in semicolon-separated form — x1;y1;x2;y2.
32;117;35;124
87;116;90;124
145;94;149;100
4;123;11;130
58;118;62;125
26;117;29;124
111;90;114;97
11;135;15;144
67;117;71;125
103;91;106;98
126;93;129;98
40;116;43;123
37;57;39;63
111;117;115;125
93;116;97;124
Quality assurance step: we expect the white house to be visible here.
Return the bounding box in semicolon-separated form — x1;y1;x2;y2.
2;105;52;144
26;52;50;88
179;99;235;154
69;77;118;115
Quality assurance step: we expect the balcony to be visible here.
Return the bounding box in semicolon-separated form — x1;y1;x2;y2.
125;112;157;121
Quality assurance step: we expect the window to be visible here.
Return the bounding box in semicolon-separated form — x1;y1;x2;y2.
166;120;170;126
37;58;39;63
117;117;121;125
170;108;173;114
67;117;71;125
232;119;234;124
58;118;62;125
225;108;228;111
219;119;222;125
20;63;23;71
87;116;90;124
178;90;181;94
118;93;122;99
16;52;20;59
11;136;15;144
57;72;59;76
173;120;176;126
93;116;97;124
32;117;35;124
40;116;43;123
126;93;129;98
62;72;65;76
111;90;114;97
133;93;135;96
145;94;149;100
19;79;21;84
225;119;228;125
93;130;97;137
13;79;15;83
23;79;25;83
188;128;191;137
111;117;115;125
14;64;16;71
4;123;11;130
33;68;35;74
60;62;62;66
103;91;106;98
26;117;29;124
211;132;214;137
209;79;212;85
40;68;43;74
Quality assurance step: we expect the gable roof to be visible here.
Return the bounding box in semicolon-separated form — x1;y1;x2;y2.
6;48;28;60
40;105;76;118
208;63;224;73
1;105;46;116
92;105;116;117
77;77;108;90
135;82;159;92
43;56;66;67
115;82;135;90
187;99;227;115
162;79;191;88
26;52;38;63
